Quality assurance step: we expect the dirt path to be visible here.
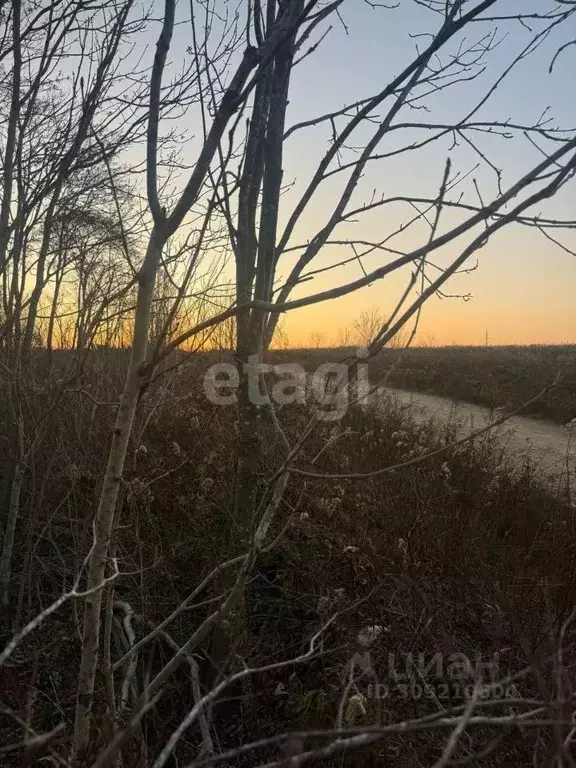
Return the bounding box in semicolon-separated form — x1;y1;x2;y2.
385;388;575;490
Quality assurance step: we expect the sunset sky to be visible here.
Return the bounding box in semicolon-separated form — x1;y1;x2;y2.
162;1;576;347
277;1;575;347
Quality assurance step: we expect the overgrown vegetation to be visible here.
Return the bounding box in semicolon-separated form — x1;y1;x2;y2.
1;351;575;766
2;0;576;764
273;345;576;424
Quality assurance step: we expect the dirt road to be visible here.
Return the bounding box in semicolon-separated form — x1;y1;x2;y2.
386;388;575;490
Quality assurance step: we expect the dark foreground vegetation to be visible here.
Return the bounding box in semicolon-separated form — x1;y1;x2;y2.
273;344;576;425
1;351;575;766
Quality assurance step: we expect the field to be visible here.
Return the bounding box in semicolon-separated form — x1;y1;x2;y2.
1;347;576;766
271;344;576;425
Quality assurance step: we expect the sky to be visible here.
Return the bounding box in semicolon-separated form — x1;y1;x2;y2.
276;0;576;347
147;0;576;347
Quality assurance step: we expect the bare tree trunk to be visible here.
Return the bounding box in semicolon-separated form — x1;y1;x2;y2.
0;0;23;606
72;0;260;752
233;0;298;533
0;414;24;606
72;230;163;761
231;1;273;534
0;465;24;606
0;0;21;276
45;255;64;372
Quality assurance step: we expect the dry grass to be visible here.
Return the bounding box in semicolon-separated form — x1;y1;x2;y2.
1;348;575;765
271;344;576;425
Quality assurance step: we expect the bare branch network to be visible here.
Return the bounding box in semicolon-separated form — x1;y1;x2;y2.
0;0;575;766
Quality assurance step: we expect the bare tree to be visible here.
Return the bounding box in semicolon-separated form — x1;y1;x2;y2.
336;325;353;348
309;330;326;350
83;1;576;763
352;308;386;348
1;1;576;765
0;0;148;608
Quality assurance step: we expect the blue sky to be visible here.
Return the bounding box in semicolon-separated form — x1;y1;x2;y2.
144;0;576;345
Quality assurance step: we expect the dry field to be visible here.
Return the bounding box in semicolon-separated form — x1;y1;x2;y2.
271;344;576;425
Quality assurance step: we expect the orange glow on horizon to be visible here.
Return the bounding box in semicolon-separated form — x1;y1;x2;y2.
280;298;576;349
